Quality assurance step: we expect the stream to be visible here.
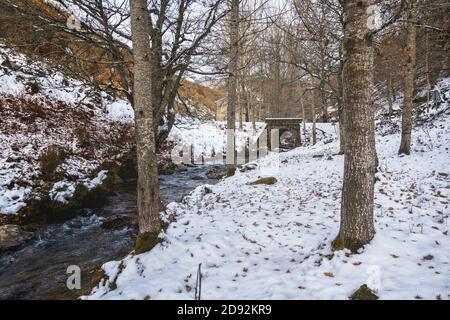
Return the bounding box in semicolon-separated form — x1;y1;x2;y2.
0;165;219;300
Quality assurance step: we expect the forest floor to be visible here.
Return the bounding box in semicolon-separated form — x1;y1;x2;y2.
85;90;450;300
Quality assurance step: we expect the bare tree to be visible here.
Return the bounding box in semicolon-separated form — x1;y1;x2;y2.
226;0;239;177
399;0;417;155
11;0;227;149
130;0;161;254
332;0;376;252
290;0;344;123
311;89;317;145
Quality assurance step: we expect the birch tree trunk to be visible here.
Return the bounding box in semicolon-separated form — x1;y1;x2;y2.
226;0;239;176
399;0;417;155
130;0;161;253
333;0;376;252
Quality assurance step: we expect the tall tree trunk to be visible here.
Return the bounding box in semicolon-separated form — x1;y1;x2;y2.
332;0;376;253
226;0;239;176
320;86;328;123
130;0;161;253
336;37;346;156
338;97;346;155
270;45;282;117
311;92;317;146
243;82;250;123
442;9;449;77
150;27;165;151
238;79;243;130
392;81;397;101
425;31;431;112
337;69;346;155
338;106;346;155
245;98;250;123
300;94;306;140
399;0;417;155
252;104;256;133
387;77;394;115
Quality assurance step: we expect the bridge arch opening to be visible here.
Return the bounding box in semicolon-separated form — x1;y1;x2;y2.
263;118;303;151
279;128;296;149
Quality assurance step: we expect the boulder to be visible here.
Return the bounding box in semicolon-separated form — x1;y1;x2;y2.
350;284;379;300
206;167;227;180
101;215;135;230
159;162;188;175
0;224;34;252
239;163;258;173
250;177;278;185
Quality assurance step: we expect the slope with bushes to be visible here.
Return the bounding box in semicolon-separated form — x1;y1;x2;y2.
0;45;134;222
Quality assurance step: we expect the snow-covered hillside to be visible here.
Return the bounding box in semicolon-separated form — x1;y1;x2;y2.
85;95;449;300
0;45;135;217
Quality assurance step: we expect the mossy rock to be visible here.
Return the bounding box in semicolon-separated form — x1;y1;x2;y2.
81;179;115;209
135;231;161;255
17;154;133;227
250;177;278;185
18;174;117;225
350;284;379;300
19;191;85;224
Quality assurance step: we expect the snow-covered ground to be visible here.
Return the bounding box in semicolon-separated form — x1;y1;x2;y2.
169;121;337;163
85;95;449;300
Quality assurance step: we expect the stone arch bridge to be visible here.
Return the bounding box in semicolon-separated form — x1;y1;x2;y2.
263;118;303;150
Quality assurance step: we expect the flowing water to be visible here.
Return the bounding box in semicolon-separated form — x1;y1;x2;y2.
0;165;219;300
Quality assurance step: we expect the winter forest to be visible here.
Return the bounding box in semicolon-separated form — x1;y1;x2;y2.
0;0;449;302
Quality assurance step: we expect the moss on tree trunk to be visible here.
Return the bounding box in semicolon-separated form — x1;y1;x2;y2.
334;0;376;253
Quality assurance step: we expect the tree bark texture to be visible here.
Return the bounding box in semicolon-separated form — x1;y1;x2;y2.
333;0;376;252
130;0;161;241
227;0;239;176
399;0;417;155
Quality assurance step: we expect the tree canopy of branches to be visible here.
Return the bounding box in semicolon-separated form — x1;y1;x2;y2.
2;0;228;148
